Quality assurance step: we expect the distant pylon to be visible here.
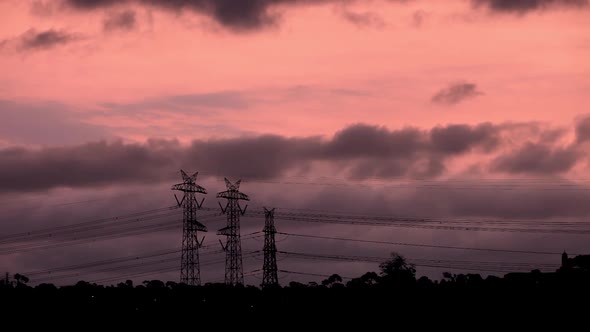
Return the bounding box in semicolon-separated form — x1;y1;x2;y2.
172;170;207;286
262;207;279;288
217;178;249;286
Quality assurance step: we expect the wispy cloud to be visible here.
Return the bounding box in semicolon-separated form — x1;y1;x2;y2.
431;82;483;105
0;29;81;52
103;10;137;32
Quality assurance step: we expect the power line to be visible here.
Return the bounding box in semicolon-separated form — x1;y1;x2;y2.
25;233;263;282
280;251;557;268
237;207;590;233
89;252;261;285
0;210;181;245
0;206;181;243
267;206;590;227
279;251;559;274
272;214;590;234
26;249;181;277
0;220;178;255
31;249;229;283
0;214;227;255
276;232;580;256
39;253;231;284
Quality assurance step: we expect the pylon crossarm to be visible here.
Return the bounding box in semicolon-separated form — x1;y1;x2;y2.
195;221;208;232
174;193;185;207
195;197;205;209
239;203;248;216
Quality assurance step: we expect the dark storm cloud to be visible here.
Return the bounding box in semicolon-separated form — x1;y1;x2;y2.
324;125;424;160
320;123;500;178
62;0;409;31
328;123;500;178
0;140;174;192
491;142;580;174
185;135;323;180
103;10;137;31
431;82;483;105
0;29;80;52
193;125;424;179
65;0;121;9
0;121;566;193
2;118;588;193
62;0;312;30
472;0;589;13
430;123;499;154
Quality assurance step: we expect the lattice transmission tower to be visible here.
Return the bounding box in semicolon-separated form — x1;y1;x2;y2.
217;178;249;286
172;170;207;286
262;207;279;288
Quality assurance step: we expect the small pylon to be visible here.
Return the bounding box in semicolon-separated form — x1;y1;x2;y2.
262;207;279;288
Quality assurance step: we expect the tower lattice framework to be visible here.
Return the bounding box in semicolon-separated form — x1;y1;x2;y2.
262;207;279;288
172;170;207;286
217;178;249;286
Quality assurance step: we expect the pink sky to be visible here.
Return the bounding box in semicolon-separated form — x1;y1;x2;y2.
2;0;590;284
1;0;588;143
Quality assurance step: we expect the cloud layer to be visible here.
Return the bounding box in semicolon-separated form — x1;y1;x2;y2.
1;118;589;193
472;0;589;13
60;0;412;31
57;0;590;33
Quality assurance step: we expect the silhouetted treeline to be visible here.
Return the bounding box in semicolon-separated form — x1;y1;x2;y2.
2;252;589;324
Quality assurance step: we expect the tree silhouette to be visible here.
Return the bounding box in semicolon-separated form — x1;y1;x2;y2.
321;274;343;287
143;280;165;289
117;280;134;289
1;251;589;321
379;252;416;287
347;272;380;288
443;272;456;282
288;281;306;289
417;276;434;288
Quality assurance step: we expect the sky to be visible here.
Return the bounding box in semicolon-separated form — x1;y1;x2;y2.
1;0;590;286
